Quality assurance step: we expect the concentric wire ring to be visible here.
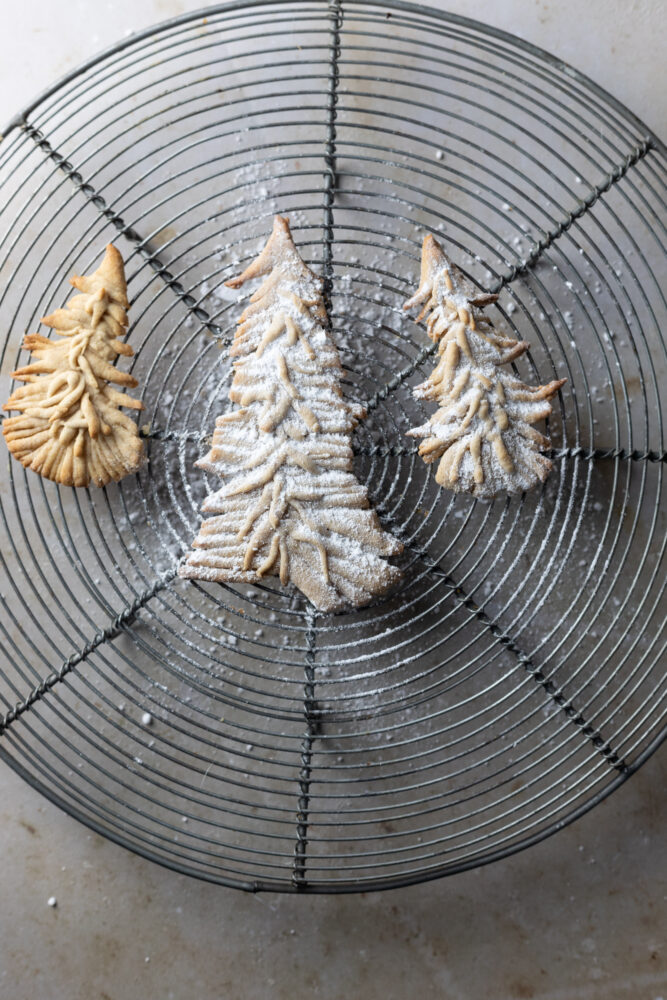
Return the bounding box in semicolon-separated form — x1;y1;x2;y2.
0;0;664;891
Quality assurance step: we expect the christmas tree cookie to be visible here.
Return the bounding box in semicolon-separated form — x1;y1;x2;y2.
180;216;403;611
3;245;143;487
405;235;565;498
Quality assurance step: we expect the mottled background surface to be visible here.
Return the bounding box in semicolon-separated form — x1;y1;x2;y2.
1;751;665;999
0;2;664;998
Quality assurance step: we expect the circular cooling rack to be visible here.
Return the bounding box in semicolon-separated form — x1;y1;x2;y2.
0;1;665;893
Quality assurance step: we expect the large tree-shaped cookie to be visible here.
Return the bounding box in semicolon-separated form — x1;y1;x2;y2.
405;235;565;498
3;245;143;487
180;216;402;611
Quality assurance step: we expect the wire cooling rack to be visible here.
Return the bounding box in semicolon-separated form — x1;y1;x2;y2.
0;0;664;893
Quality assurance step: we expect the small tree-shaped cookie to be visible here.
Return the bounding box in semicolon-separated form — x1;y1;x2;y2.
3;245;143;487
180;216;402;611
404;235;565;498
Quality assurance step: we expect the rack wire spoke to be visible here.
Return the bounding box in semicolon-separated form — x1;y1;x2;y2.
0;572;176;735
291;0;343;890
407;546;628;772
21;122;230;345
0;0;663;892
292;606;320;887
136;425;667;465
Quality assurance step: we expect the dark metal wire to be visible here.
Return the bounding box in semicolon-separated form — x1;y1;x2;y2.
0;0;664;892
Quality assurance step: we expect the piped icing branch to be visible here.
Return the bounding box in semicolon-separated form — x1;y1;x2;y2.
3;245;144;487
180;216;402;612
404;235;565;498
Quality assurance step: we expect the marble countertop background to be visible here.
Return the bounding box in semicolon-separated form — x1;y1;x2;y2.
0;2;665;999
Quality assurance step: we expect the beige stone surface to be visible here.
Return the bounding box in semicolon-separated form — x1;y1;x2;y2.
0;750;664;999
0;2;664;998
